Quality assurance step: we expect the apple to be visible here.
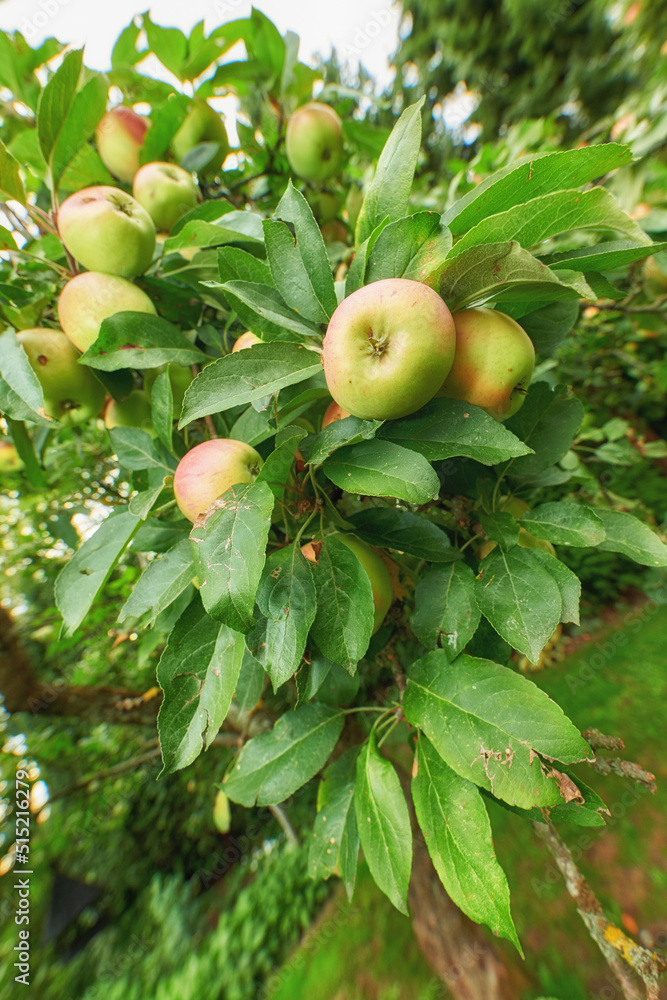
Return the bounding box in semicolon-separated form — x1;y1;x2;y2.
322;400;351;427
104;390;154;434
322;278;456;420
16;328;105;424
302;533;392;634
285;103;343;184
58;186;156;278
438;308;535;421
132;161;200;232
171;100;230;175
144;363;194;418
95;106;149;184
57;272;156;353
232;331;263;352
0;441;22;472
173;438;263;522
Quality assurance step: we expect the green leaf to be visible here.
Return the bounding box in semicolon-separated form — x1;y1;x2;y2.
475;546;563;663
190;481;274;633
503;299;579;353
224;703;344;807
479;512;519;549
37;48;83;165
413;735;520;950
218;245;274;285
309;748;359;899
348;508;455;562
379;398;532;465
179;343;322;425
215;280;323;341
527;550;581;625
596;509;667;567
165;213;264;252
255;425;305;502
543;240;667;274
322;440;440;504
309;536;375;673
157;595;245;774
234;647;265;715
505;383;585;480
356;97;425;245
52;72;108;189
128;476;169;519
119;538;194;625
139;94;190;165
305;416;383;467
108;427;175;473
150;367;174;453
55;510;142;635
444;144;633;236
0;330;50;425
365;212;452;285
246;544;317;691
143;14;188;80
355;733;412;914
520;502;606;547
264;218;330;323
0;138;26;204
273;181;337;319
81;313;207;371
403;651;592;808
411;563;481;655
345;219;391;293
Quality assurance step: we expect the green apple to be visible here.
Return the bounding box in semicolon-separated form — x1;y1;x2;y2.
173;438;263;522
95;106;149;184
57;272;156;353
438;308;535;421
321;400;350;427
132;161;200;232
144;364;194;418
302;533;392;634
232;331;263;352
104;390;154;434
285;103;343;184
16;328;105;425
58;186;156;278
171;100;230;175
322;278;456;420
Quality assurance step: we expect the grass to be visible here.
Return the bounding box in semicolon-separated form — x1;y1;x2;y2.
270;600;667;1000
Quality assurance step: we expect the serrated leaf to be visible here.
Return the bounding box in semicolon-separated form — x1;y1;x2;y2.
404;651;592;807
525;549;581;625
0;138;26;205
411;563;481;655
520;502;606;547
81;313;208;371
216;280;323;340
234;647;265;715
365;212;452;285
309;536;375;672
119;538;194;625
348;508;455;562
543;240;667;273
355;733;412;914
52;72;108;189
37;48;83;165
150;367;174;452
479;512;520;549
272;181;337;319
322;440;440;504
309;749;359;898
305;416;383;467
413;735;520;950
165;213;264;252
255;425;305;502
224;703;344;806
0;330;50;424
157;595;245;774
596;509;667;567
505;383;585;480
108;427;175;473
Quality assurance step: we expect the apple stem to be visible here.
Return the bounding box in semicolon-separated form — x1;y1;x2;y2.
204;414;218;439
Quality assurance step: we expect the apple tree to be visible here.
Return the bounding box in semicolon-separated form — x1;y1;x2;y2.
0;13;666;998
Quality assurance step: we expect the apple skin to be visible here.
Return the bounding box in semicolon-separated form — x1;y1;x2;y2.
57;272;156;353
95;107;149;184
285;103;343;184
171;101;230;175
132;161;200;232
144;364;194;418
438;308;535;421
322;400;351;427
16;328;105;425
322;278;456;420
232;331;263;352
104;390;155;434
302;534;392;634
58;186;156;278
173;438;263;523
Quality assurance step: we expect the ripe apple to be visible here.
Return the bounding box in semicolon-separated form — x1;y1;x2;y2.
95;106;149;184
302;533;392;634
104;390;154;434
171;100;230;175
285;103;343;184
144;363;194;417
132;161;200;232
322;400;351;427
322;278;456;420
58;186;156;278
232;331;263;352
17;328;105;424
173;438;263;522
57;272;156;353
438;308;535;421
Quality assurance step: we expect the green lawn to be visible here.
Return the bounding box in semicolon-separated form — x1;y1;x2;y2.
270;601;667;1000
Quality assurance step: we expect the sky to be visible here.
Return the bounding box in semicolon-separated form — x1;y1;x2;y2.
0;0;403;88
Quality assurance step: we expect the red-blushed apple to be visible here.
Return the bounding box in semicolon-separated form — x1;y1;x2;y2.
322;278;456;420
302;533;393;634
57;272;156;353
58;186;156;278
232;331;263;352
132;161;200;232
104;390;155;435
438;308;535;421
322;400;351;427
286;103;343;184
95;106;149;183
16;328;105;425
173;438;263;523
144;363;194;418
171;100;230;175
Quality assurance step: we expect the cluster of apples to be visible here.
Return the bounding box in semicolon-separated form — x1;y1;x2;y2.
18;99;230;427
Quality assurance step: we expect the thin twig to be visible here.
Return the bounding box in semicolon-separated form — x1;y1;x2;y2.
587;756;657;793
583;728;625;751
269;803;299;848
